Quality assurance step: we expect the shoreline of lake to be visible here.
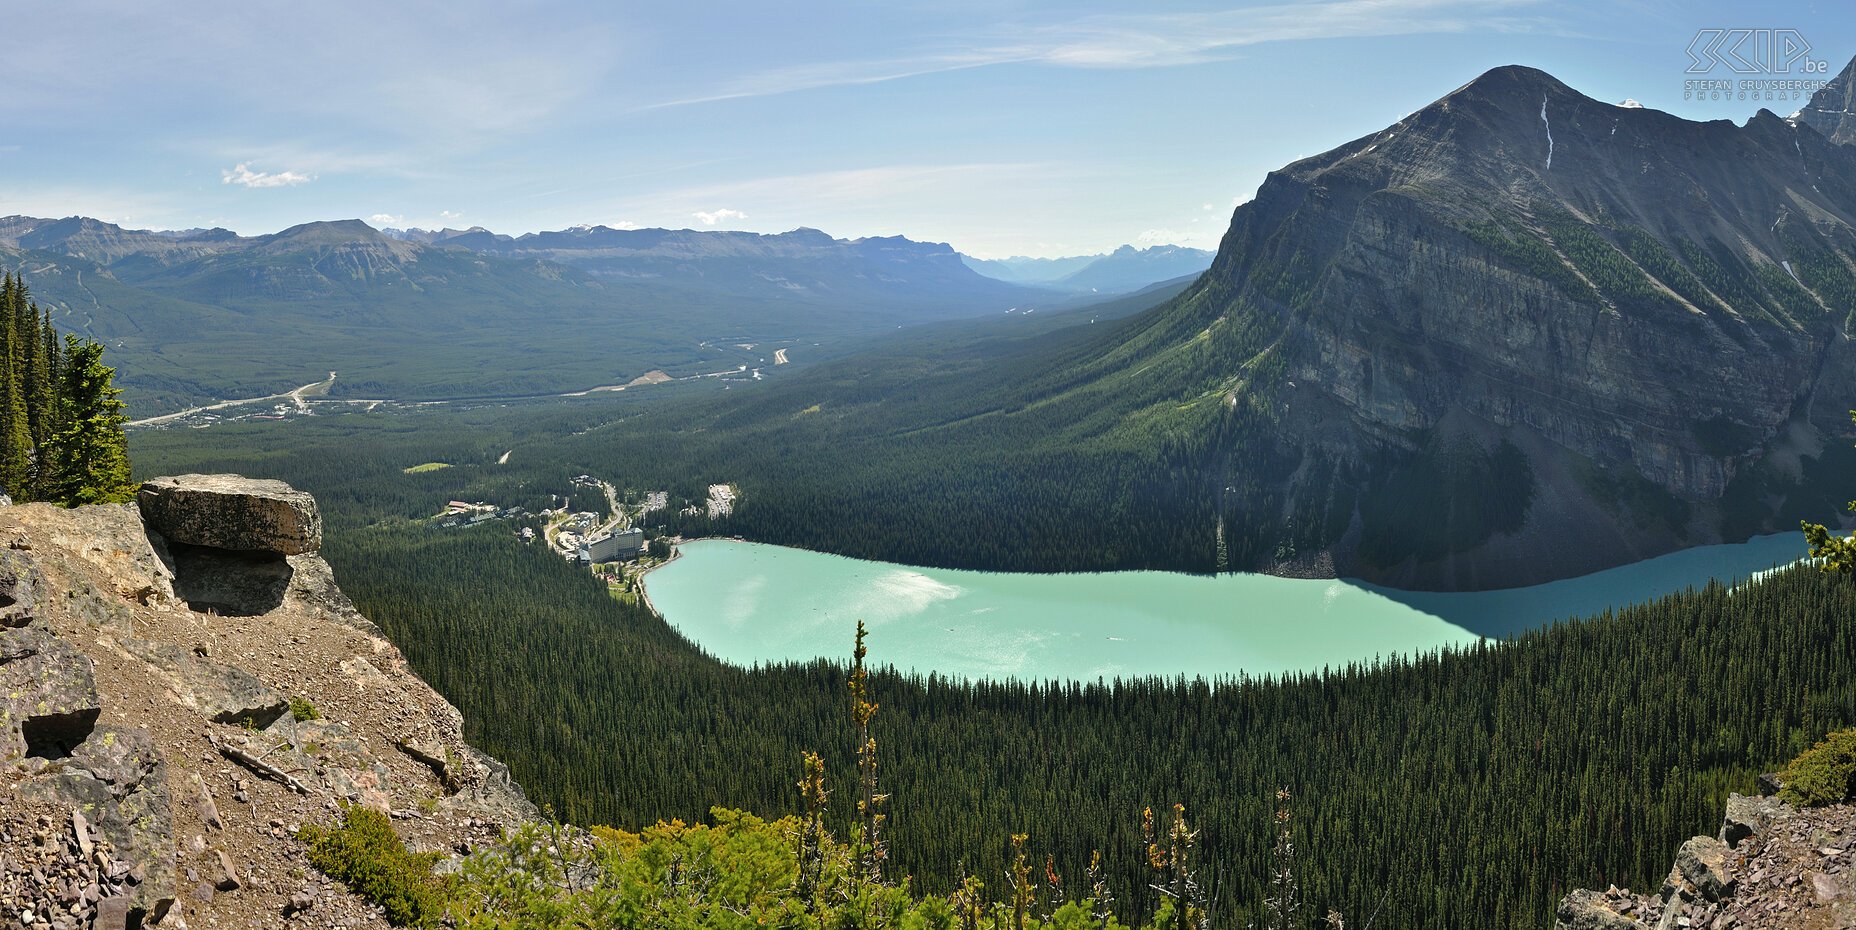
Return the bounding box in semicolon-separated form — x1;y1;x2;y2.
640;533;1810;682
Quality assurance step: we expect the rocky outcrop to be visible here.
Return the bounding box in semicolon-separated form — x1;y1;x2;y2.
1556;790;1856;930
0;476;537;929
1721;793;1785;849
137;474;322;555
1555;889;1648;930
1664;836;1736;904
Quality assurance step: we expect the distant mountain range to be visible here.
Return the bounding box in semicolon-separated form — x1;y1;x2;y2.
963;244;1212;293
0;218;1062;413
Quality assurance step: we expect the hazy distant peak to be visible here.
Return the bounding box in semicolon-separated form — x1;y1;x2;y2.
965;243;1212;293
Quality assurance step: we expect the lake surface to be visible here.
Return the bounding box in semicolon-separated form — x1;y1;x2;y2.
642;534;1810;681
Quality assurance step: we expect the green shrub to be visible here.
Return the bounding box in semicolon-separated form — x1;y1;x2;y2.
290;696;321;722
1779;729;1856;806
298;804;449;927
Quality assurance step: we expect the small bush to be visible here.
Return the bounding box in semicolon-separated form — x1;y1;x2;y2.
291;697;322;722
298;804;448;927
1780;729;1856;806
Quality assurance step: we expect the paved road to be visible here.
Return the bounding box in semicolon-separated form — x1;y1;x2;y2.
127;372;337;428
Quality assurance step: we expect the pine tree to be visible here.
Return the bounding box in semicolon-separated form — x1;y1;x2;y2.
849;620;888;883
0;286;32;498
44;336;134;505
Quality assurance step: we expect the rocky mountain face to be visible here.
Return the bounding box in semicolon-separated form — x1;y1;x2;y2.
1107;60;1856;587
1797;57;1856;145
1554;782;1855;929
0;218;249;269
0;476;535;929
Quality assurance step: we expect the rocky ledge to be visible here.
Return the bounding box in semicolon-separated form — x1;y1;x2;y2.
1556;781;1854;929
0;475;535;930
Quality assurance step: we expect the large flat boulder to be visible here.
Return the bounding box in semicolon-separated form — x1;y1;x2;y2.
138;474;322;555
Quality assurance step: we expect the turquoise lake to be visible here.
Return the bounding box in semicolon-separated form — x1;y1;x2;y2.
642;534;1811;681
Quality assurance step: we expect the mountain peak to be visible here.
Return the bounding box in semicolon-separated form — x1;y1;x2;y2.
782;227;838;245
265;219;391;246
1447;64;1573;103
1795;55;1856;144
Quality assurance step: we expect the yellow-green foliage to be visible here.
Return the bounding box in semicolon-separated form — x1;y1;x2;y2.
403;462;452;474
299;805;449;927
443;809;1132;930
290;696;321;722
1780;728;1856;807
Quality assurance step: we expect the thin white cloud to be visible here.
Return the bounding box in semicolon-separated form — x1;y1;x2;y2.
440;210;464;220
0;4;616;148
369;213;403;226
645;0;1549;110
693;208;748;226
221;163;312;188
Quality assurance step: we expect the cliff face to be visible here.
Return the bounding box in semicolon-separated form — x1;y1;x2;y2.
0;475;535;930
1135;62;1856;587
1797;57;1856;146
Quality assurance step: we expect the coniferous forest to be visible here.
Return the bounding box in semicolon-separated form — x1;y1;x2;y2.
131;409;1856;930
0;274;133;505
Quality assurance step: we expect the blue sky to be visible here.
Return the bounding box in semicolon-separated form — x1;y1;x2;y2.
1;1;1850;257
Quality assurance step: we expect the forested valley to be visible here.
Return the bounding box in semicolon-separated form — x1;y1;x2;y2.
131;404;1856;929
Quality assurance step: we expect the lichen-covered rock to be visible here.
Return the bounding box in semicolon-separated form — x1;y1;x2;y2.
0;625;100;760
138;474;322;555
123;638;290;728
1665;836;1736;904
20;725;175;926
1554;889;1648;930
1721;793;1786;848
0;549;43;627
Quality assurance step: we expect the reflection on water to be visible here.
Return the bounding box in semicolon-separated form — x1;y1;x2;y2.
643;534;1807;682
